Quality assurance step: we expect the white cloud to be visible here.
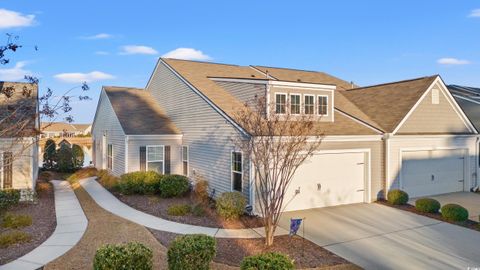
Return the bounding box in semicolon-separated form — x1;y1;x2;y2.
81;33;114;40
54;71;115;83
119;45;158;55
0;9;35;29
437;58;471;65
95;51;110;55
162;48;212;61
0;61;33;81
468;9;480;17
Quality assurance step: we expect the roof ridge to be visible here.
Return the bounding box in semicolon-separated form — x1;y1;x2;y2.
103;86;144;91
347;75;438;92
161;57;240;67
253;65;331;75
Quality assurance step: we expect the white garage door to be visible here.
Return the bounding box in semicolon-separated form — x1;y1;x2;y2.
401;149;465;198
283;151;366;212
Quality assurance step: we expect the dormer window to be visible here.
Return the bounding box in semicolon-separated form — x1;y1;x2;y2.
275;93;286;114
290;94;301;115
317;95;328;115
304;95;315;114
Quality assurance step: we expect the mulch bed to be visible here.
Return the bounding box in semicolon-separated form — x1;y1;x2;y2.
151;229;358;269
377;200;480;231
0;180;56;265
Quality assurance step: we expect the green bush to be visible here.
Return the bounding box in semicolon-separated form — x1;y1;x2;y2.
387;189;409;205
0;189;20;213
167;204;192;216
192;204;206;217
441;204;469;222
2;213;32;229
72;144;85;170
216;192;246;220
93;242;153;270
57;144;74;173
415;198;441;213
240;252;295;270
0;230;32;248
116;171;162;195
42;139;57;170
158;175;189;198
167;234;216;270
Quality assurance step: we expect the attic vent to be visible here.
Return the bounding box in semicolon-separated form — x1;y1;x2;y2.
297;79;301;82
432;88;440;104
251;74;255;77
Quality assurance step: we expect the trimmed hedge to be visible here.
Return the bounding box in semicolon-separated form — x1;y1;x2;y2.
167;204;191;216
441;204;469;222
415;198;441;213
216;192;246;220
240;252;295;270
167;234;216;270
2;213;32;229
158;175;189;198
387;189;409;205
116;171;162;195
0;230;32;248
0;189;20;213
93;242;153;270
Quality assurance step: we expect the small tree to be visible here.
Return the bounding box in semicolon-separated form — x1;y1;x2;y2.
233;96;323;246
56;144;73;172
72;144;84;170
42;139;57;170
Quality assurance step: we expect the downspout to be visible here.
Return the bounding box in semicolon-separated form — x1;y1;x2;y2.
475;136;479;191
125;135;129;174
384;133;392;199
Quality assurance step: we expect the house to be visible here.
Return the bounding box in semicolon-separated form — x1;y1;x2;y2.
0;81;39;190
448;85;480;131
92;58;478;212
41;122;92;138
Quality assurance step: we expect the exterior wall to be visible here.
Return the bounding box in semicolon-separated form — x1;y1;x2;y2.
387;135;478;192
92;90;126;176
0;138;37;190
146;62;251;199
398;83;471;134
215;81;266;104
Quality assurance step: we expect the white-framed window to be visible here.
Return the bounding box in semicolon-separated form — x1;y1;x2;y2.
231;151;243;192
107;144;113;170
317;95;328;116
147;145;164;174
182;146;189;176
290;94;301;115
304;94;315;115
275;93;287;114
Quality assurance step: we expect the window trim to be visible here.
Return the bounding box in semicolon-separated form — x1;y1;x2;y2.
275;92;287;115
289;93;301;115
231;150;243;192
146;145;165;174
182;145;189;177
107;144;113;171
317;94;329;116
304;94;315;115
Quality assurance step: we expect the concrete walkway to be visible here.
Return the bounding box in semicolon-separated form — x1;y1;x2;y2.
79;177;287;238
279;203;480;270
0;180;88;270
410;192;480;220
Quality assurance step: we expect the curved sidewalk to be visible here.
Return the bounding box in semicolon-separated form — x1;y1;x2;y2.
1;180;88;270
79;177;288;238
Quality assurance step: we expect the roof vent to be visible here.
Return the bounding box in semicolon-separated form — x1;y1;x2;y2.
351;81;355;89
297;79;301;82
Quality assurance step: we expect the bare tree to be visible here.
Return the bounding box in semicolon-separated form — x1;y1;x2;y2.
233;96;323;246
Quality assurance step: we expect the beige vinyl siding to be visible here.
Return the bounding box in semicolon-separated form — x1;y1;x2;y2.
146;62;251;198
92;90;126;176
397;84;471;134
0;139;37;189
215;81;266;104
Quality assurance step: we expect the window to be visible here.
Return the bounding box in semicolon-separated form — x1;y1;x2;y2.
231;151;242;192
182;146;189;176
304;95;315;114
275;93;286;114
147;146;164;174
107;144;113;170
290;94;301;114
317;95;328;115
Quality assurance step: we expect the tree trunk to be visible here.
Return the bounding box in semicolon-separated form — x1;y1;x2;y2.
264;218;276;246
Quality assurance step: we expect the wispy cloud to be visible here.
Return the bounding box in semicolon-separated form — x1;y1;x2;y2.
0;61;33;81
119;45;158;55
95;51;110;55
80;33;114;40
468;9;480;17
0;9;36;29
54;71;115;83
437;57;471;65
162;48;212;61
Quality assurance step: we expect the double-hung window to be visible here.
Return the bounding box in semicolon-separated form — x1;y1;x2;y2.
147;146;164;174
275;93;286;114
182;146;189;176
107;144;113;170
231;151;242;192
290;94;301;115
317;95;328;115
304;95;315;114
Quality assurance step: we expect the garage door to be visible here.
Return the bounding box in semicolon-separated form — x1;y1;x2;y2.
401;149;465;198
283;151;366;212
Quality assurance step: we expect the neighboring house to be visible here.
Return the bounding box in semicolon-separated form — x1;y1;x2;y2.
92;58;478;212
41;122;92;138
448;85;480;131
0;82;39;190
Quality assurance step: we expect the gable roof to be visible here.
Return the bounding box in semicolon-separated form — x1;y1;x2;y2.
103;86;180;135
449;85;480;131
41;122;91;132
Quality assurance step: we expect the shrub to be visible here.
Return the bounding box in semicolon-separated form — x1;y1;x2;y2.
192;204;206;217
167;234;216;270
240;252;295;270
56;144;74;173
42;139;57;170
116;171;162;195
0;189;20;212
441;204;469;222
2;213;32;229
93;242;153;270
194;179;209;203
387;189;409;205
72;144;85;170
67;167;98;184
216;192;246;220
0;230;32;248
158;175;189;198
415;198;441;213
167;204;192;216
97;170;119;189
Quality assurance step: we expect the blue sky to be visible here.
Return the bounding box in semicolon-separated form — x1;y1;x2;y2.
1;1;479;123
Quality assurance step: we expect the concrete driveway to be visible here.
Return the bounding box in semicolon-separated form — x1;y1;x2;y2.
279;203;480;270
410;192;480;220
